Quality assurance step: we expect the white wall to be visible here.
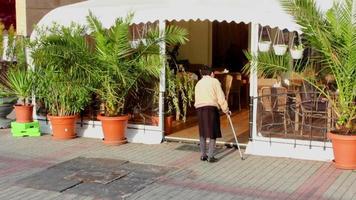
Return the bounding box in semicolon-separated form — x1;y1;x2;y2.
171;20;212;66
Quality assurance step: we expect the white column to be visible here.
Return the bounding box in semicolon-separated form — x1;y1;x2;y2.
249;23;259;139
158;20;166;137
16;0;27;36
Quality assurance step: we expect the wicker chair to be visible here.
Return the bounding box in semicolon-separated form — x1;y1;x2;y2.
296;83;329;135
259;86;288;134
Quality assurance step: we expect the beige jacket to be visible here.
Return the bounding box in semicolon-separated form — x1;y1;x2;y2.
194;76;229;113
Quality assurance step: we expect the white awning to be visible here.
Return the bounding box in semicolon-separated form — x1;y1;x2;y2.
31;0;334;38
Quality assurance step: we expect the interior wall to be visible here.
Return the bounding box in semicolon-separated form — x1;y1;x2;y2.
19;0;85;36
212;22;249;72
171;20;212;66
0;0;16;30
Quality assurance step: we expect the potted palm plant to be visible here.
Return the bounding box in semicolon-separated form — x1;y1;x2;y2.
31;24;98;140
150;69;195;134
0;68;34;123
280;0;356;169
87;13;188;145
0;36;34;123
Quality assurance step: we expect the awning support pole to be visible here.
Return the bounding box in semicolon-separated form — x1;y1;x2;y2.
249;22;259;141
159;20;166;139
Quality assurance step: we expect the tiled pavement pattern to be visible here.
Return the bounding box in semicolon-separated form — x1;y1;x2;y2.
0;129;355;200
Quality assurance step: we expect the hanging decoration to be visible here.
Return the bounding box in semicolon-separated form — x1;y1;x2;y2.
290;32;304;59
273;29;287;56
130;23;148;49
258;26;271;52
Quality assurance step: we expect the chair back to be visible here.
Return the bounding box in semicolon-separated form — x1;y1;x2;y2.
275;87;287;112
299;81;327;112
260;87;287;112
260;87;273;112
225;74;233;100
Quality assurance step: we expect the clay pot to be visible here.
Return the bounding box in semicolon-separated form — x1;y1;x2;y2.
48;115;77;140
151;115;174;135
164;115;174;135
14;104;33;123
97;114;128;145
328;132;356;170
151;116;159;126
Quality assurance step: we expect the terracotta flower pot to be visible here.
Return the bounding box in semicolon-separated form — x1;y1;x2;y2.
97;114;128;145
151;115;174;135
151;116;159;126
48;115;77;140
164;115;174;135
14;104;33;123
328;132;356;170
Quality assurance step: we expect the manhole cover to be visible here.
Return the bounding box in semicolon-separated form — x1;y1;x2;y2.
64;170;128;184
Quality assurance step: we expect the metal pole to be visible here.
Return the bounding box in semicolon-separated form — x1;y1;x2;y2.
227;114;244;160
249;96;253;141
249;23;259;140
158;20;166;140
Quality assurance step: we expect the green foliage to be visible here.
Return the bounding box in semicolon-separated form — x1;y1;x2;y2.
292;44;304;50
0;68;33;105
35;69;91;116
175;72;195;122
164;68;195;122
0;36;33;105
243;51;304;78
0;22;4;59
280;0;356;133
87;12;188;117
6;25;16;61
31;23;98;116
165;68;178;116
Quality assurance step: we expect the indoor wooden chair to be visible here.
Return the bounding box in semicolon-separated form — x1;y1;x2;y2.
225;74;242;111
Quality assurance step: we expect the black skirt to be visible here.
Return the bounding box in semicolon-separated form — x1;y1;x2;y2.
196;106;222;139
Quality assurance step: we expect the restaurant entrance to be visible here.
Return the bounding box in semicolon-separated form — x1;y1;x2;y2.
164;20;250;145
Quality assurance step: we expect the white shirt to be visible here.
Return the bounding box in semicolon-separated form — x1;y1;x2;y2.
194;76;229;113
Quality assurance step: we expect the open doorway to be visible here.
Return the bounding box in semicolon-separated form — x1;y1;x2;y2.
165;20;250;145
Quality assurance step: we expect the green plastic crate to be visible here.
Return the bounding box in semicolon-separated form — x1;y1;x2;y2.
11;121;39;129
11;121;41;137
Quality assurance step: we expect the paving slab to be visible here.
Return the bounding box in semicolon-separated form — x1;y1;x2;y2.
16;156;173;199
17;167;82;192
0;130;355;200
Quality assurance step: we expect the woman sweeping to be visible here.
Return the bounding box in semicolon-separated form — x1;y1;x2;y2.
194;66;229;163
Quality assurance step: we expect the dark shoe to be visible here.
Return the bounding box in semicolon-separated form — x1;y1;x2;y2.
200;156;208;161
207;157;218;163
